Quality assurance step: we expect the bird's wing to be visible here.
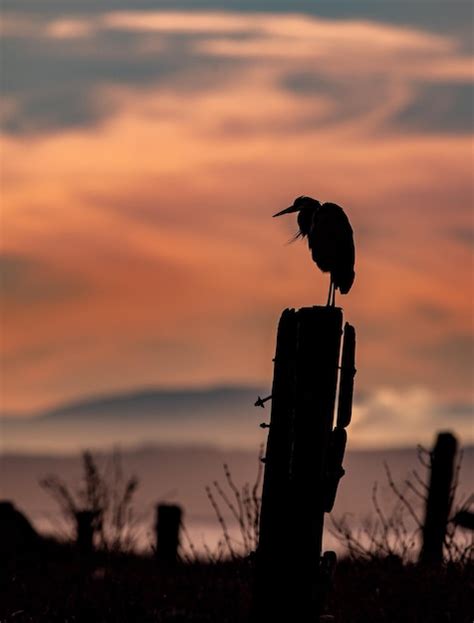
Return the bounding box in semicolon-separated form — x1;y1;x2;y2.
309;203;355;285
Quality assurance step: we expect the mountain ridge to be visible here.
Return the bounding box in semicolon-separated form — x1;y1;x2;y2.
2;384;265;422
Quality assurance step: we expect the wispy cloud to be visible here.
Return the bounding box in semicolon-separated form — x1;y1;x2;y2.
352;386;473;447
1;11;472;134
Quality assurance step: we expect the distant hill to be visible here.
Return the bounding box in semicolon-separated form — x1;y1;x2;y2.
3;385;265;421
1;385;268;453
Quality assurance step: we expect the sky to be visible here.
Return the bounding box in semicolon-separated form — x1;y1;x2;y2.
1;1;473;446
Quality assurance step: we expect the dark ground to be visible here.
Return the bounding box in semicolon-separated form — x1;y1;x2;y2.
1;541;473;623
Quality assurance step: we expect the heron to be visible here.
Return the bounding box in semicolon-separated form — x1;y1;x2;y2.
273;196;355;306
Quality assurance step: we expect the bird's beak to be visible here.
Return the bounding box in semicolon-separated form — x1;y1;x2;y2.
272;205;299;217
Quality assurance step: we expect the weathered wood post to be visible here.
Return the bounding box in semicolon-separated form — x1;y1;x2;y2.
289;307;343;618
155;503;182;564
253;309;297;619
253;306;355;621
75;510;98;556
420;431;458;564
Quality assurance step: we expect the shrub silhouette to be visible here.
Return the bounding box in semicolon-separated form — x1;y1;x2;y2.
40;449;139;552
330;445;473;563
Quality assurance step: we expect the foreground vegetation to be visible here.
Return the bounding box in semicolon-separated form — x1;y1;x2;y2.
3;447;471;622
2;540;473;623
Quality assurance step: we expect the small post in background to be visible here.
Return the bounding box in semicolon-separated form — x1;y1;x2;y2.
420;431;458;564
155;503;182;565
75;510;98;556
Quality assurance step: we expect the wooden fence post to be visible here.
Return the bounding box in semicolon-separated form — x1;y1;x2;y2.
155;504;182;565
75;510;98;556
420;432;458;564
288;306;343;618
253;308;297;619
253;306;354;621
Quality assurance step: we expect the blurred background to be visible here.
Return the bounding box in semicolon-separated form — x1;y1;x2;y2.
1;1;473;550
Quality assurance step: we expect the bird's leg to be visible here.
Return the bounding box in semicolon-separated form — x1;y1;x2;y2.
331;283;336;307
326;279;333;306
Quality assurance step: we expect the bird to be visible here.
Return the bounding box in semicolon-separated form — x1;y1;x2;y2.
273;196;355;306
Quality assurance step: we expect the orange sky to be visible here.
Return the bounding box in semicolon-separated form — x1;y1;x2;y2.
1;8;473;444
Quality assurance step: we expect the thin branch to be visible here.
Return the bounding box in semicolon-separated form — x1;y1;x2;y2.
384;462;422;529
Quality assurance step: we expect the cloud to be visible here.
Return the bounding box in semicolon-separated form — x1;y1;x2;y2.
1;10;472;135
351;386;473;447
435;400;473;421
394;82;474;133
1;22;245;133
46;18;98;39
410;333;474;390
0;253;87;305
3;1;472;40
448;227;474;248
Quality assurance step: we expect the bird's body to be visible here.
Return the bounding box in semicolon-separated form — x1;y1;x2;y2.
274;196;355;305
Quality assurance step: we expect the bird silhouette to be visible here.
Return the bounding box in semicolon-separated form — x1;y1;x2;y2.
273;196;355;306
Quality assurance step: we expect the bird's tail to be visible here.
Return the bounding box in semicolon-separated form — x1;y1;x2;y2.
338;270;355;294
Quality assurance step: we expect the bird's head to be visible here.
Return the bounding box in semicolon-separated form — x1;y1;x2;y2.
273;196;320;239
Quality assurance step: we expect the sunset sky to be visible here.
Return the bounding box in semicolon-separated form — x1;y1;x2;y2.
1;1;473;446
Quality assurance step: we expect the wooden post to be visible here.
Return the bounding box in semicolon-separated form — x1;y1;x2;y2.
289;306;343;618
75;510;97;556
253;306;344;621
420;432;458;564
155;504;182;565
337;323;356;429
253;308;297;619
324;322;356;513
